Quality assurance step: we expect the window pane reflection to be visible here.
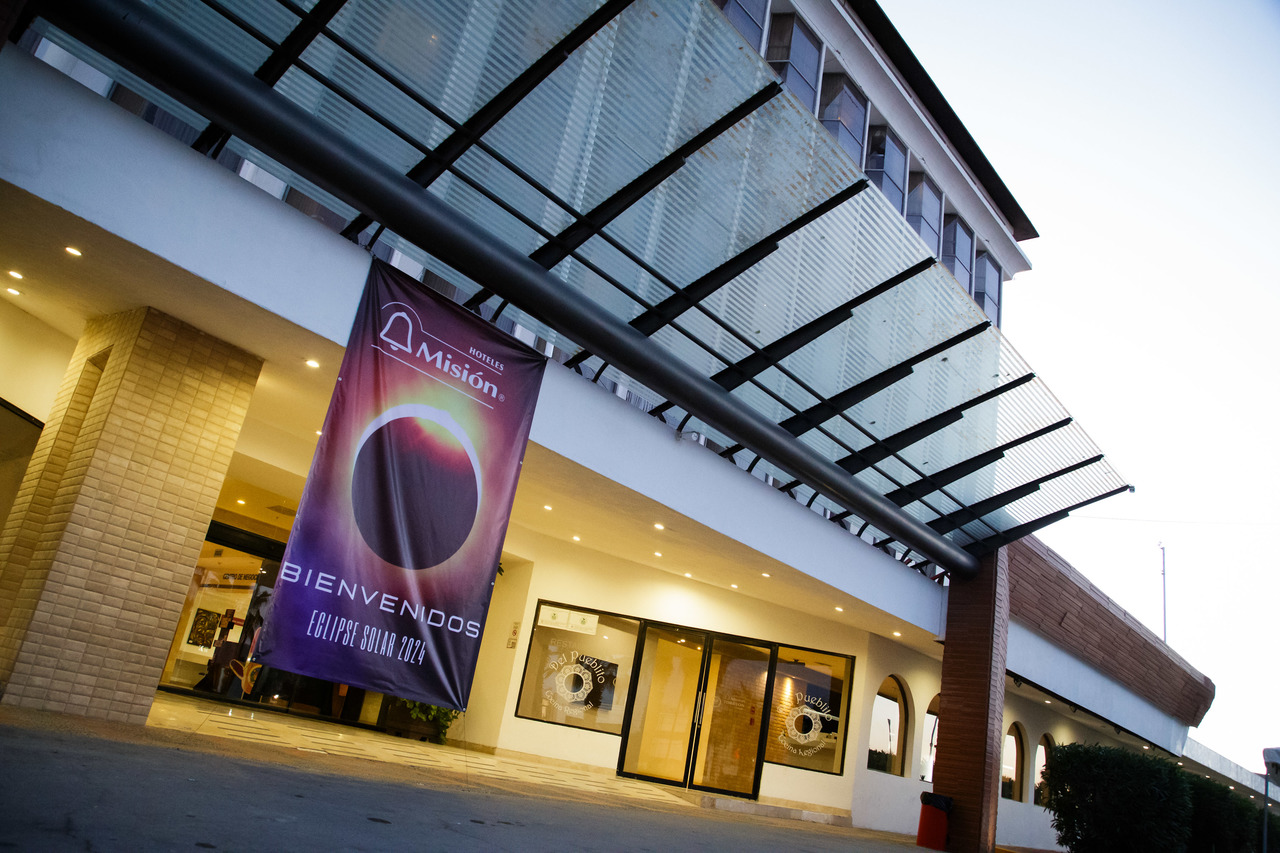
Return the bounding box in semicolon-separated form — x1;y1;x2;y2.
868;675;907;775
764;647;852;774
515;602;640;735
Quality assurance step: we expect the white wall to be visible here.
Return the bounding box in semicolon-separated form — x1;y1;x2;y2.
0;47;370;348
848;633;941;832
530;365;949;636
0;300;74;421
1007;619;1189;755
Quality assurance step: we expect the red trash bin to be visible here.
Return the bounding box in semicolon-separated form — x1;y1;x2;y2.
916;791;951;850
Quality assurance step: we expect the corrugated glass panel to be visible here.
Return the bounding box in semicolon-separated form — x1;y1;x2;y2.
299;34;454;151
36;0;1130;557
487;0;776;218
150;0;281;72
327;0;603;124
272;67;423;173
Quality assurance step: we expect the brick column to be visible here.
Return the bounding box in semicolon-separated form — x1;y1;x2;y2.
0;307;261;723
932;548;1010;853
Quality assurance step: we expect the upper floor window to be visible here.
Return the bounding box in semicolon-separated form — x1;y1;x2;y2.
866;126;908;213
713;0;769;50
906;173;943;256
767;14;822;112
942;215;974;293
973;252;1002;325
819;74;868;165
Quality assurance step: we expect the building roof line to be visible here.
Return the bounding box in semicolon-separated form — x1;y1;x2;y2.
840;0;1039;241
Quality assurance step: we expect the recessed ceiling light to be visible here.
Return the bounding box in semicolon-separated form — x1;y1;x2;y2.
236;499;245;505
654;551;662;557
1142;745;1149;750
543;505;552;511
65;246;82;256
761;572;770;578
730;583;738;589
653;523;664;530
683;572;691;578
1044;700;1051;704
315;430;322;436
305;359;320;368
7;271;22;279
572;535;580;542
892;631;902;637
5;287;18;296
834;606;843;612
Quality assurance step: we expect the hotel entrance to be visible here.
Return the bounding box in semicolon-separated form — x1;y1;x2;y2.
618;624;776;798
516;601;855;799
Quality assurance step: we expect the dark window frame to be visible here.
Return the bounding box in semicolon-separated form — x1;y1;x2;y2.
866;126;909;214
713;0;769;51
766;13;823;112
942;214;975;293
819;73;868;166
906;172;943;257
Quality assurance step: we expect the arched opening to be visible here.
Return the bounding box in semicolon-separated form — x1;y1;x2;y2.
1034;734;1054;806
867;675;908;775
1002;722;1026;800
920;694;940;782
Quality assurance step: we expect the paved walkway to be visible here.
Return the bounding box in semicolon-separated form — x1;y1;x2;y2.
0;693;925;852
145;692;689;809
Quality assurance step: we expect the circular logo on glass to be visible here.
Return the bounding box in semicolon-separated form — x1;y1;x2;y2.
351;404;482;570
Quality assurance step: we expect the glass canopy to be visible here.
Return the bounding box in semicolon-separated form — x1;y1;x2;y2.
29;0;1129;575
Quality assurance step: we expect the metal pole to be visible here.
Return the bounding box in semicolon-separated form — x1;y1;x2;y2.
1264;773;1269;853
1159;542;1167;643
37;0;982;579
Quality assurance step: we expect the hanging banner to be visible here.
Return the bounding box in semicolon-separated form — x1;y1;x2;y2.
258;260;545;709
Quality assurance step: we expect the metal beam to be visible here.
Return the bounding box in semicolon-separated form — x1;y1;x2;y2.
341;0;637;239
964;485;1134;557
928;455;1104;536
650;255;933;418
44;0;981;579
777;320;989;437
883;417;1073;507
192;0;346;157
464;81;784;309
834;372;1035;476
566;177;870;369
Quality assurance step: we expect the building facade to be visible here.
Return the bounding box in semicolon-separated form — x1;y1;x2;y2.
0;1;1245;850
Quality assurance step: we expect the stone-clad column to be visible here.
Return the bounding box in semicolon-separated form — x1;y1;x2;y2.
0;307;261;724
932;548;1010;853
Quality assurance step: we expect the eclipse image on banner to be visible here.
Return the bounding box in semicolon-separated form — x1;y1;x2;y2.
257;259;545;709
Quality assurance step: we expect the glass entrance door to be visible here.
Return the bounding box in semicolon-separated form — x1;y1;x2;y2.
619;625;774;798
690;637;772;794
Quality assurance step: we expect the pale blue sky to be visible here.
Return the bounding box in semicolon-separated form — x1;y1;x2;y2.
877;0;1280;774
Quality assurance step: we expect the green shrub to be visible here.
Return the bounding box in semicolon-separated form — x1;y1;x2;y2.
395;699;460;744
1186;773;1255;852
1042;743;1191;853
